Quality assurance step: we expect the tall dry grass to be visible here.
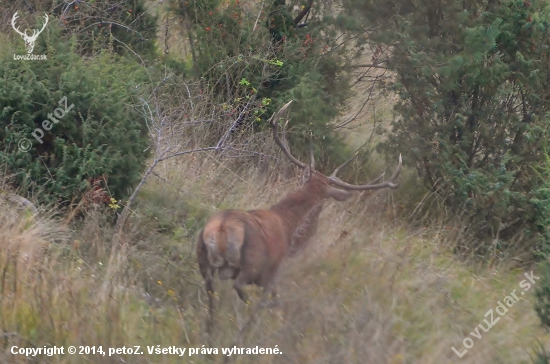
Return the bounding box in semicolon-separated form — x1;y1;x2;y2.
0;153;548;363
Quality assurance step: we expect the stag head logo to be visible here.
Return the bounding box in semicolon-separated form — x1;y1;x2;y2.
11;12;49;54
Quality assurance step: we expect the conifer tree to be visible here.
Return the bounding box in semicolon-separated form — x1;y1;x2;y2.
345;0;550;254
0;27;149;206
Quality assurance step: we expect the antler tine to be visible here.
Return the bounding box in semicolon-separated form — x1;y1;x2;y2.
329;141;372;179
309;132;315;170
366;172;385;185
327;154;402;191
270;100;306;169
39;14;48;33
329;151;359;179
282;120;290;148
11;12;25;36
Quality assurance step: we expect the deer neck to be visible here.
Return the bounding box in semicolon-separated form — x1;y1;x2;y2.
270;187;324;238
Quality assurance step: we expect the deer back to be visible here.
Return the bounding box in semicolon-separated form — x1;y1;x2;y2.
200;208;289;275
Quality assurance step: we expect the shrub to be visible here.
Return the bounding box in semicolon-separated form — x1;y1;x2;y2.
0;27;150;206
1;0;157;60
358;0;550;256
170;0;354;171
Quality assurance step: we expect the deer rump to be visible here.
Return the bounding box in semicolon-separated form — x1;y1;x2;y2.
197;209;288;285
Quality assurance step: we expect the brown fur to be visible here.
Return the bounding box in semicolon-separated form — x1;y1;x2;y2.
197;101;401;335
288;202;323;256
197;170;351;311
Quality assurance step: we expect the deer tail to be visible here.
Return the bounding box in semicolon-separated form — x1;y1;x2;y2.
202;213;245;269
204;228;225;268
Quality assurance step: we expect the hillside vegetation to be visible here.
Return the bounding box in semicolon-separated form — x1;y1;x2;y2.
1;0;550;363
0;158;547;363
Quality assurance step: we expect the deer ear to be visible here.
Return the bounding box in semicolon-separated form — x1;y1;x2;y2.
327;187;352;201
302;166;312;183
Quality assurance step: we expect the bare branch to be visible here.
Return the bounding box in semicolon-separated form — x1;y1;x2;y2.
349;64;391;70
252;0;265;33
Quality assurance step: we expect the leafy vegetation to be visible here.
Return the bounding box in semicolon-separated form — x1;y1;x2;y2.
170;0;354;170
1;0;550;362
341;0;550;257
0;25;149;205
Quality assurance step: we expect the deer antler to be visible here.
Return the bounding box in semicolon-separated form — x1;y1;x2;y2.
327;154;402;190
329;140;382;179
329;150;360;180
309;132;315;170
11;12;48;38
11;12;25;37
269;101;402;190
270;100;307;169
37;14;49;36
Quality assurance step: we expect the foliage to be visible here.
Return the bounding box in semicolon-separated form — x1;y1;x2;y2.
350;0;550;256
60;0;158;60
535;261;550;330
531;341;550;364
170;0;354;171
530;152;550;257
0;0;157;60
0;26;150;205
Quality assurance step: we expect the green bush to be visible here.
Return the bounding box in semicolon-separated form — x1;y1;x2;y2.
1;0;157;60
0;27;150;206
354;0;550;256
170;0;354;171
534;261;550;362
535;262;550;328
64;0;156;59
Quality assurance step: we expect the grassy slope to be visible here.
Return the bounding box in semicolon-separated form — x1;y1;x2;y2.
0;6;548;362
0;156;548;364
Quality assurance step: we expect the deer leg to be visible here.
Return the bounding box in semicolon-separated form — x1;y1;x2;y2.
200;265;215;336
197;262;215;336
197;230;216;335
205;271;215;335
269;286;279;301
258;267;280;307
233;272;251;304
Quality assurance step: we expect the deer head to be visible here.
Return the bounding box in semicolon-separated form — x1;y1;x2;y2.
270;100;402;196
12;12;49;54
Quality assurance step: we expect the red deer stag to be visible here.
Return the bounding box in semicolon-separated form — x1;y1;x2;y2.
197;101;402;313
